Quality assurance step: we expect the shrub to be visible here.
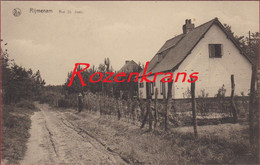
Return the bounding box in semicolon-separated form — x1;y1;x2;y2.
58;99;70;108
39;91;62;106
197;89;210;117
16;100;36;110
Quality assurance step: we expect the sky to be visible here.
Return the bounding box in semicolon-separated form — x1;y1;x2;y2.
1;1;259;85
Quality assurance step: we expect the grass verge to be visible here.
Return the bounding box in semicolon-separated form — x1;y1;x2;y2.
1;100;38;164
62;109;259;164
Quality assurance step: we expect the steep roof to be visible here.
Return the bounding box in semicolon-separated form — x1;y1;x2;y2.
140;18;252;76
118;60;141;73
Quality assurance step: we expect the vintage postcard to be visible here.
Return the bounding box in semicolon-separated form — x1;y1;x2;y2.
1;1;259;164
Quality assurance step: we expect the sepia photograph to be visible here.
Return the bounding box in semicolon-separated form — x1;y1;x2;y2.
1;1;259;164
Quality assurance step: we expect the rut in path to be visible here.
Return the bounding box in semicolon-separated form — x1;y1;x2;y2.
21;103;127;165
57;113;142;164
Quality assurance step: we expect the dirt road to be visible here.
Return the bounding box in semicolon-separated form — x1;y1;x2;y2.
21;103;126;165
20;103;252;164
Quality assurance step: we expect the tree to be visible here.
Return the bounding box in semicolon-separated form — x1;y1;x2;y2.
223;24;259;67
1;40;45;104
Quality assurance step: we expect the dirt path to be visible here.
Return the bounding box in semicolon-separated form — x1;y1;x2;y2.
20;103;252;164
21;103;126;165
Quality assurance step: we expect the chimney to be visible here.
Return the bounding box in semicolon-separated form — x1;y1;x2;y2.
125;60;130;64
182;19;194;34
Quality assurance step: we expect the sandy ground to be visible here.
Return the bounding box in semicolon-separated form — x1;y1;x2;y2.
21;103;126;165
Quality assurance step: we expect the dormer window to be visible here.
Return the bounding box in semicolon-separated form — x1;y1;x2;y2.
209;44;222;58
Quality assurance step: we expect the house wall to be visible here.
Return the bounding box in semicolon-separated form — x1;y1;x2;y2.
138;74;170;99
138;24;252;99
173;24;252;98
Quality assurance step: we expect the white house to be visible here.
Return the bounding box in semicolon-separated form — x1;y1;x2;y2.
138;18;253;99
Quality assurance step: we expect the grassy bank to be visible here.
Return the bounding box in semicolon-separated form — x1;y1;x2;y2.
62;109;259;164
1;100;38;164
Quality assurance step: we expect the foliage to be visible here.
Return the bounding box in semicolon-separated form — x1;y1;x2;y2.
215;84;226;98
182;87;191;98
197;89;210;117
1;41;45;104
1;102;36;164
63;57;143;99
223;24;259;67
16;99;36;110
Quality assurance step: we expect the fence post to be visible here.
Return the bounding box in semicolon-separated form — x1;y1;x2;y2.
117;94;122;120
132;98;136;123
165;81;173;131
139;99;145;126
162;82;167;131
127;99;131;123
230;75;238;123
249;65;256;145
99;93;103;116
140;82;152;131
191;78;198;138
147;82;153;131
154;88;158;128
148;98;152;131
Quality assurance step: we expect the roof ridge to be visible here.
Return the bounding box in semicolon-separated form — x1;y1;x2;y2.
192;17;217;30
164;18;217;43
139;17;239;76
157;18;217;54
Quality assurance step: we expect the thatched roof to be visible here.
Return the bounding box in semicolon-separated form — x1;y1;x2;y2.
118;60;141;73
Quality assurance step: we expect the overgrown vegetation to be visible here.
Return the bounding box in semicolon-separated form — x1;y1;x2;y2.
1;101;38;164
1;43;45;104
1;40;45;163
63;57;143;99
63;109;259;164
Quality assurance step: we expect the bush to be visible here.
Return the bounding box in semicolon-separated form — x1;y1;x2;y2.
39;91;62;106
16;100;36;110
58;99;70;108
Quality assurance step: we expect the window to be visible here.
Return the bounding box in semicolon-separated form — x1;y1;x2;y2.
209;44;222;58
139;82;144;88
151;82;154;95
146;82;153;98
160;81;166;95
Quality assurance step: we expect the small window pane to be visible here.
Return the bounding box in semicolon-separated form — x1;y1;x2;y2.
209;44;222;58
215;44;222;58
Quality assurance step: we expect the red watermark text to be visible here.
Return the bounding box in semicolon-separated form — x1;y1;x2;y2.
67;62;199;87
